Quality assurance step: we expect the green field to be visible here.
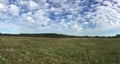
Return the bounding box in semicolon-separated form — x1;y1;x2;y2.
0;36;120;64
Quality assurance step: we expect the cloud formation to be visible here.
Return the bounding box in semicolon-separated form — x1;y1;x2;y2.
0;0;120;36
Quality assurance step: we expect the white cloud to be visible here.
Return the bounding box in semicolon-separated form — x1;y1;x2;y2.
96;0;104;3
0;3;8;12
8;4;19;16
28;1;39;10
19;0;39;10
21;9;50;26
0;0;8;4
33;9;50;25
0;3;4;9
48;0;65;3
71;23;82;31
0;0;120;35
26;16;35;23
0;22;19;30
60;19;68;27
85;1;120;32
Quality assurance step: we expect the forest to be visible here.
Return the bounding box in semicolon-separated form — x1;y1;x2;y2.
0;33;120;38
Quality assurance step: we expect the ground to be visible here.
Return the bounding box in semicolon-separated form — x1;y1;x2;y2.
0;36;120;64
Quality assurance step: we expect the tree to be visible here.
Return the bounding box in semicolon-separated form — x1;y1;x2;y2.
116;34;120;38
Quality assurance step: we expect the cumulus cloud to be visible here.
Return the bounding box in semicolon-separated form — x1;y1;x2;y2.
28;1;39;10
21;9;50;25
0;3;4;9
8;4;20;16
0;0;120;36
85;0;120;32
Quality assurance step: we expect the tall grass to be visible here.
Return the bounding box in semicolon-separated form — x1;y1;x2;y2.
0;36;120;64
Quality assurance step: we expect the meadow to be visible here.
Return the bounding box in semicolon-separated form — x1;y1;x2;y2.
0;36;120;64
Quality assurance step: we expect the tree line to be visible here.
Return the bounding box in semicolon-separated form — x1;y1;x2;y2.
0;33;120;38
0;33;77;38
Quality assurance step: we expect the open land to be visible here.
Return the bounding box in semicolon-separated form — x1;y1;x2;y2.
0;36;120;64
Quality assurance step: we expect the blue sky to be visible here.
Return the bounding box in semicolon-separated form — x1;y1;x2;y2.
0;0;120;36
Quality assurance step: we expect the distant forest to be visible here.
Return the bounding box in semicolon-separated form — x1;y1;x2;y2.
0;33;120;38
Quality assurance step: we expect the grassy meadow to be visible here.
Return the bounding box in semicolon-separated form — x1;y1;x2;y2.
0;36;120;64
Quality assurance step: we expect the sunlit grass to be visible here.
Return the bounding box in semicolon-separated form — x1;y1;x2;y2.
0;36;120;64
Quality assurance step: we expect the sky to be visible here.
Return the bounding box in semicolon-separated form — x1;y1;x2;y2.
0;0;120;36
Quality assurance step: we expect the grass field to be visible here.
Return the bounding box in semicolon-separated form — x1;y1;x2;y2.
0;36;120;64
